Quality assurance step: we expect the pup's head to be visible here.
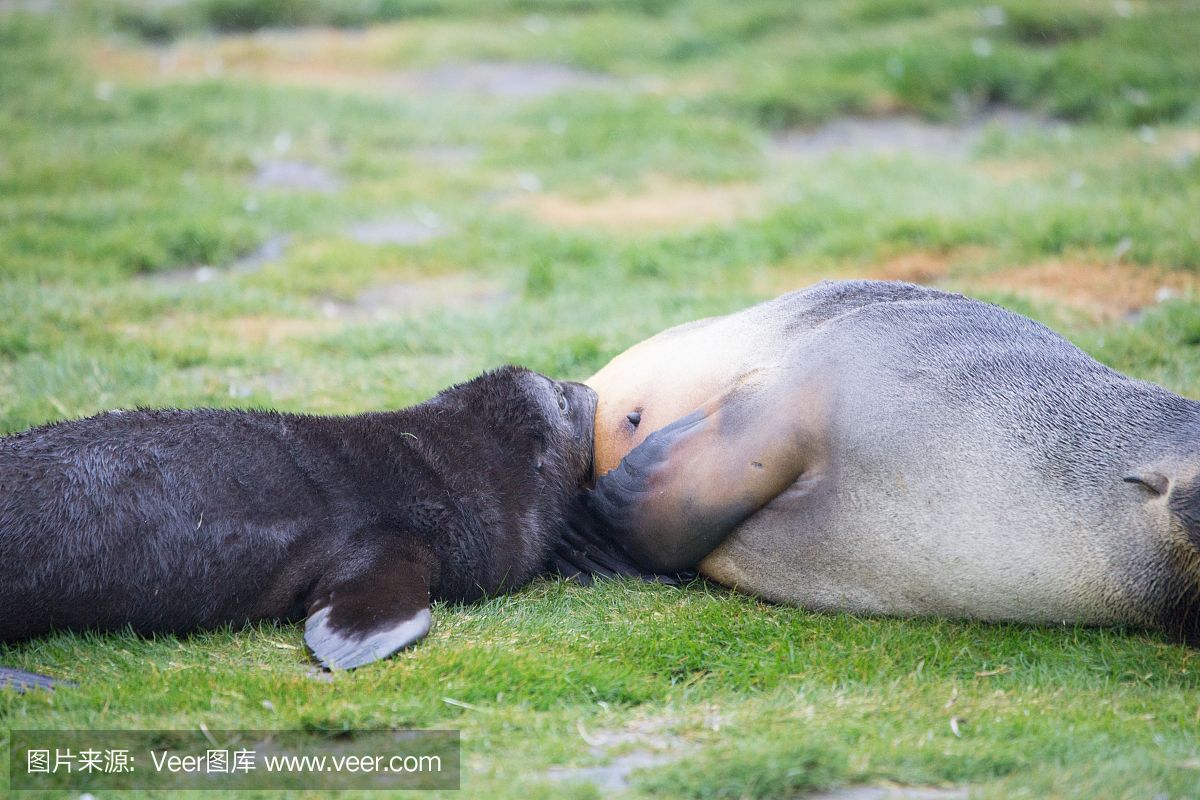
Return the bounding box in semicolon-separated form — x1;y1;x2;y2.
434;365;597;495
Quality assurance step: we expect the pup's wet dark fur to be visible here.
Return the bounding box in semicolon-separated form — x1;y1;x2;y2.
0;365;596;684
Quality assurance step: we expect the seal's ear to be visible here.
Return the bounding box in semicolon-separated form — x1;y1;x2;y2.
1167;475;1200;551
1123;469;1170;496
1127;465;1200;550
304;543;433;670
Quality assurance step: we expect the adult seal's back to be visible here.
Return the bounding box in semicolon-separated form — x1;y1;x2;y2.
568;280;1200;643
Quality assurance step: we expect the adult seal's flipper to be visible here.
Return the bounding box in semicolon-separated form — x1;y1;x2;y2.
304;545;434;671
0;667;72;692
581;375;816;574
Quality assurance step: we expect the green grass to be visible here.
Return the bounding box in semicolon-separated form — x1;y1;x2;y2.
2;1;1199;797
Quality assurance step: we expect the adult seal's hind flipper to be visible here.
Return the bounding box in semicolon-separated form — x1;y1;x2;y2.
0;666;71;692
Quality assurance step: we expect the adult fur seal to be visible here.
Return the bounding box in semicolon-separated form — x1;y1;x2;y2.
1;365;596;687
560;280;1200;644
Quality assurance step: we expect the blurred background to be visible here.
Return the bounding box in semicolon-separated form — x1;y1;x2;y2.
3;5;1200;797
1;0;1198;431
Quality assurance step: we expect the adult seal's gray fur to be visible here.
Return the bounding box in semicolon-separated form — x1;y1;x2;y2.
1;366;596;688
561;280;1200;643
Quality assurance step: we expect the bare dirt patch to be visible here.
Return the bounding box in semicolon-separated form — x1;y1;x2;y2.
89;29;615;100
771;110;1050;161
319;274;513;320
545;715;692;793
346;216;447;246
224;370;301;401
968;260;1200;322
145;235;292;286
0;0;57;11
509;176;765;231
974;158;1047;184
89;27;412;91
408;144;481;166
252;160;342;192
766;251;1196;323
805;786;968;800
758;248;971;297
148;264;224;286
232;234;291;271
545;750;675;793
221;315;341;346
1155;128;1200;166
405;61;614;98
118;314;339;350
866;250;967;284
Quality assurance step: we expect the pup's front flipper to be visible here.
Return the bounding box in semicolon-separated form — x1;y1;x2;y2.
304;547;433;671
552;495;694;586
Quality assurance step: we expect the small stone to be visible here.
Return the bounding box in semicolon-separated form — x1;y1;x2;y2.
411;205;441;229
231;235;290;273
1122;86;1150;107
347;218;445;246
251;160;342;193
517;172;543;193
522;14;550;34
980;6;1006;27
305;667;334;683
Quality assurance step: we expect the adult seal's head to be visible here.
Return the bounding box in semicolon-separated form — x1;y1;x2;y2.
567;280;1200;644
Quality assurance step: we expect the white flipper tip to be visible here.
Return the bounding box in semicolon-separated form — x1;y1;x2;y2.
304;606;433;670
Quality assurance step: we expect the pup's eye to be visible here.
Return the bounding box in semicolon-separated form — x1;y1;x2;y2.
626;410;641;428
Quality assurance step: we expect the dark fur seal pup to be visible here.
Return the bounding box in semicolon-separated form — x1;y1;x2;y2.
559;280;1200;644
1;366;596;687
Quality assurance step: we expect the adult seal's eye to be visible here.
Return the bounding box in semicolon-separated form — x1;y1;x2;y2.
556;387;569;414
